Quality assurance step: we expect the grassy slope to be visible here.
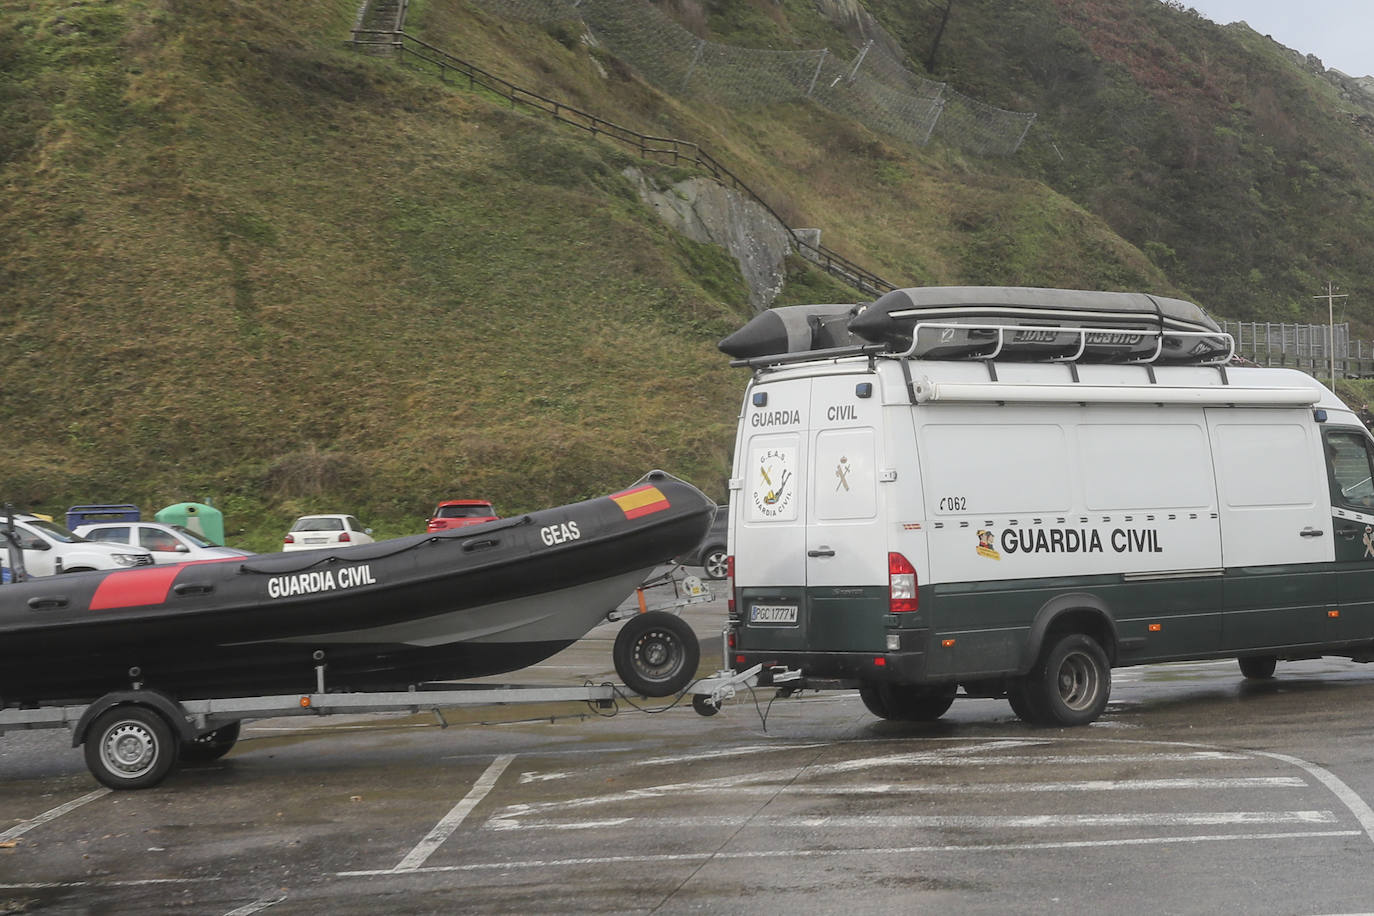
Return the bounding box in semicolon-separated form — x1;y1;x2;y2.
866;0;1374;330
0;0;1285;550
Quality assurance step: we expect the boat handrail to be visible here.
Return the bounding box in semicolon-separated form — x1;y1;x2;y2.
893;321;1237;365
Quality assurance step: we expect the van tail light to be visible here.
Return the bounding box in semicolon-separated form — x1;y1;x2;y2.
726;555;736;616
339;532;351;543
889;552;918;613
283;534;295;544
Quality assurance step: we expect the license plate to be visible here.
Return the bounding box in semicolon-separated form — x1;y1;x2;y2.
304;537;326;544
750;604;798;625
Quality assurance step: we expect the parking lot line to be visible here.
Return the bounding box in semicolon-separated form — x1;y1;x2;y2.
1252;749;1374;846
392;754;514;872
336;829;1362;877
486;810;1339;831
0;788;110;843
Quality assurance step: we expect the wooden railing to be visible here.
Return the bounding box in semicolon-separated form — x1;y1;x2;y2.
368;31;896;299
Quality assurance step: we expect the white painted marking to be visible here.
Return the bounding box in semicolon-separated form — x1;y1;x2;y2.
518;771;569;784
393;754;514;872
488;810;1337;832
223;895;287;915
335;829;1361;876
0;788;111;843
633;744;826;767
487;746;1260;826
1251;749;1374;847
0;878;218;889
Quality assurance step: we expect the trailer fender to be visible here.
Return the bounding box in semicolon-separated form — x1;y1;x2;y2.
72;690;194;748
1020;594;1118;674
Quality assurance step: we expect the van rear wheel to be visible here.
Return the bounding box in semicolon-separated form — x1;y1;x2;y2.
859;683;957;721
1020;633;1111;726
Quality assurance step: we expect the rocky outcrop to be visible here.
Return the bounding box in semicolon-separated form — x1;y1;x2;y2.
624;167;795;311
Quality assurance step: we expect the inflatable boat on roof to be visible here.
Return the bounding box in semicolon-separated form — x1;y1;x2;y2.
849;287;1230;363
0;472;713;704
719;287;1232;365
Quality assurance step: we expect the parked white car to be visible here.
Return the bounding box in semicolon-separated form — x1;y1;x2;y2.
74;521;253;565
282;514;374;551
0;514;154;576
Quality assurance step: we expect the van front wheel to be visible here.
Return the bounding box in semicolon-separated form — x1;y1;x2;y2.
1238;656;1277;679
1021;633;1111;726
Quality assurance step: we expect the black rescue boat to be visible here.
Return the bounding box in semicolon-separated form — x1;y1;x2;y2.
0;472;714;704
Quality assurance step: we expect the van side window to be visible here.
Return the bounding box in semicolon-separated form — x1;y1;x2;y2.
1326;429;1374;509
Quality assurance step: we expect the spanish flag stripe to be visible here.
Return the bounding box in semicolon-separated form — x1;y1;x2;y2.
90;567;182;610
611;485;671;519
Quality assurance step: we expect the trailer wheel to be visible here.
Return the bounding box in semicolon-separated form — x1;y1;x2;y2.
84;706;179;790
859;683;957;721
691;694;720;717
180;721;241;764
1238;656;1277;680
1021;633;1111;726
614;611;699;697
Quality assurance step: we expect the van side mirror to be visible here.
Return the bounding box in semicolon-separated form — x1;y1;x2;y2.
21;537;50;551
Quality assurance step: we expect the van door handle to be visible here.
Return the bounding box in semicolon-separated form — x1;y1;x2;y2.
808;547;836;558
1299;527;1325;538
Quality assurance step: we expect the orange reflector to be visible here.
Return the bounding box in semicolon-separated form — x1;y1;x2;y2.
873;657;886;666
1148;623;1162;632
1329;609;1341;618
941;638;956;648
300;697;311;708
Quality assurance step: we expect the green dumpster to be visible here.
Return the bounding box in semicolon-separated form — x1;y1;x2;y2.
155;502;225;546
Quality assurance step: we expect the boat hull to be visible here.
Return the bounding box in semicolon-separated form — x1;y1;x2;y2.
0;473;714;704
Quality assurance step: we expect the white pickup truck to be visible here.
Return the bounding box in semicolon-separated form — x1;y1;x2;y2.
1;514;154;577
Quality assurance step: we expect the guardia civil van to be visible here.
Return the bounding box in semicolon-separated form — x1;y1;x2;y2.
720;287;1374;726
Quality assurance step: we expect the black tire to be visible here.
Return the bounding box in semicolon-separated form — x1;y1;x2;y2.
180;721;241;764
1006;680;1037;722
691;694;720;717
614;611;700;697
1020;633;1111;727
1238;656;1277;680
858;683;957;721
858;684;892;718
701;547;728;580
84;706;179;790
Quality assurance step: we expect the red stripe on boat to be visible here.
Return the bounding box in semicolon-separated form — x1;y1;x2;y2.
610;485;671;520
89;566;182;610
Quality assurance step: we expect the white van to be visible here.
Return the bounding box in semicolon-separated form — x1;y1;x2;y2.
723;287;1374;726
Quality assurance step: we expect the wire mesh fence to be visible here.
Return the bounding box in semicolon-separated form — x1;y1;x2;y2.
1222;321;1374;378
469;0;1034;156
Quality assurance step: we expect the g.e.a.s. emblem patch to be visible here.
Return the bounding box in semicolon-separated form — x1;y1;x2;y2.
976;529;1000;560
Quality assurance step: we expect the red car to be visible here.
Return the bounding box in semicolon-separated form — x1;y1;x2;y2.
426;499;499;533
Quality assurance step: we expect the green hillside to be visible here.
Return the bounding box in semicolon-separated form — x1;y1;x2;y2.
3;0;1372;549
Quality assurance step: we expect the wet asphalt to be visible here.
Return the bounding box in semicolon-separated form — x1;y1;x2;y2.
5;579;1374;915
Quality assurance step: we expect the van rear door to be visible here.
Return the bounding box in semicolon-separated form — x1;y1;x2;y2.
733;372;888;656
